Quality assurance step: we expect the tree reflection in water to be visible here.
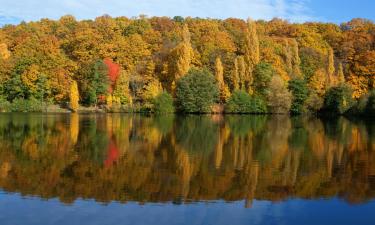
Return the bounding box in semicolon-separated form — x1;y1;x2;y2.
0;114;374;206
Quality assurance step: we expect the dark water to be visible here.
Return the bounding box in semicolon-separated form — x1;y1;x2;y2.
0;114;374;225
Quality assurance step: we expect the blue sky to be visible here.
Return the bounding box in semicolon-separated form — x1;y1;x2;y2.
0;0;374;26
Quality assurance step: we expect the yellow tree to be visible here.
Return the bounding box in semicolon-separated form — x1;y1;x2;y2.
113;71;132;105
215;57;230;102
243;18;259;93
290;39;301;77
245;18;260;67
69;80;79;112
170;24;193;81
21;64;40;95
309;69;327;97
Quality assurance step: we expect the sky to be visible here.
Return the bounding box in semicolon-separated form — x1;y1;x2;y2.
0;0;374;27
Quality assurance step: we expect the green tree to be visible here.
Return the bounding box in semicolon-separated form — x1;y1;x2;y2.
80;60;109;106
253;62;274;96
176;68;219;113
288;78;309;114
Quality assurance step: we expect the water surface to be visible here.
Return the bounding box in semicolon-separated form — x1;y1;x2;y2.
0;114;374;225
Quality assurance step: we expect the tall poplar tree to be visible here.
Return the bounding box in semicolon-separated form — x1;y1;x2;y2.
69;80;79;112
327;48;335;87
215;57;230;102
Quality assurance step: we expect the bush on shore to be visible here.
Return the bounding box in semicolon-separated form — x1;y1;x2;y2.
322;84;353;114
225;90;267;114
152;92;174;114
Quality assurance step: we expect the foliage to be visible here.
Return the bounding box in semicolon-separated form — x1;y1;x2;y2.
152;91;175;114
80;60;109;106
253;62;274;96
305;91;324;113
0;97;11;112
103;58;120;93
0;16;373;114
225;90;267;114
176;68;219;113
288;78;309;114
322;84;354;114
69;81;79;112
113;71;132;105
9;98;43;112
266;76;292;114
0;114;374;204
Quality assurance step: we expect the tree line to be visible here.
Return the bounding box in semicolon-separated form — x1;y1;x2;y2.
0;15;374;114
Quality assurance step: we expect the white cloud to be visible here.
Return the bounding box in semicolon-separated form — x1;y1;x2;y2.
0;0;315;24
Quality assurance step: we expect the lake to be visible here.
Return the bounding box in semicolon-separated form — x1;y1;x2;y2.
0;114;374;225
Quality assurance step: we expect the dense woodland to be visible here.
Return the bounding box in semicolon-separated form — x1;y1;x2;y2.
0;15;374;114
0;114;374;205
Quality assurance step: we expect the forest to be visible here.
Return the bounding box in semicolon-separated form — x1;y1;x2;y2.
0;15;374;114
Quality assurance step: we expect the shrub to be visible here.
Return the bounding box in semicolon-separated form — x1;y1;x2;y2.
153;91;175;114
305;91;324;113
288;78;309;114
176;68;219;113
322;84;354;114
225;90;267;113
10;98;43;112
0;97;11;112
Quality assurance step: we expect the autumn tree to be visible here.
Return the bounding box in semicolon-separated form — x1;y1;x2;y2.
245;18;260;68
0;43;10;60
266;75;292;114
242;18;260;93
327;48;335;87
169;24;193;89
103;58;120;93
69;80;79;112
113;71;132;105
215;57;230;102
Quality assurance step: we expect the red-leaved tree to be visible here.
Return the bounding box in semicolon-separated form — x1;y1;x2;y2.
104;58;120;93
